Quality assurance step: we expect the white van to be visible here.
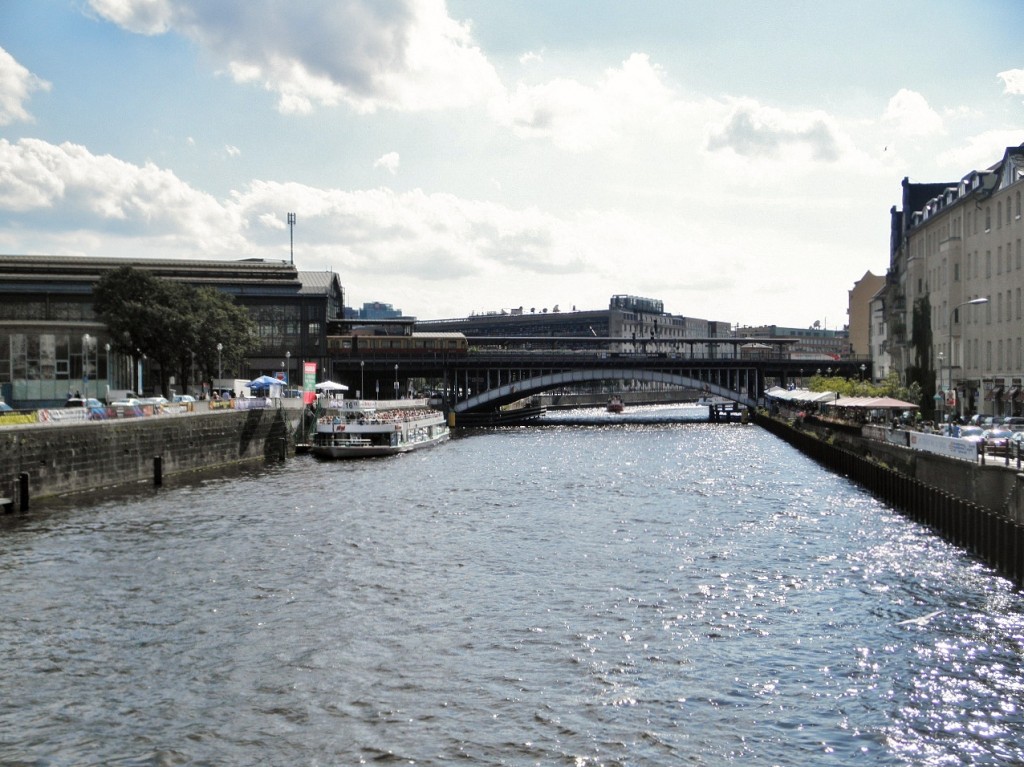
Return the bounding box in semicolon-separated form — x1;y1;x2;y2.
104;388;140;405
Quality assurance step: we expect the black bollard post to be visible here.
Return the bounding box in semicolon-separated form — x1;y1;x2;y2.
19;472;29;512
154;455;163;487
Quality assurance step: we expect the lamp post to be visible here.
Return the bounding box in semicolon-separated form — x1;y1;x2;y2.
360;360;364;400
217;342;223;379
394;363;399;399
81;333;91;397
949;297;989;419
285;350;291;385
859;363;866;381
105;343;111;389
937;351;944;420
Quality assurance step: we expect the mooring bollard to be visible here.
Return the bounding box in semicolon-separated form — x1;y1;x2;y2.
19;472;29;512
154;455;163;487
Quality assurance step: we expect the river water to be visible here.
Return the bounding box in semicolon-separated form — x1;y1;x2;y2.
2;406;1024;766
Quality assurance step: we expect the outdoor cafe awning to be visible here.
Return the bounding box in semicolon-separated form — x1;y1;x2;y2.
830;395;919;410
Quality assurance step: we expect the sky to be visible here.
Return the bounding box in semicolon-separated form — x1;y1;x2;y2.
1;1;1023;329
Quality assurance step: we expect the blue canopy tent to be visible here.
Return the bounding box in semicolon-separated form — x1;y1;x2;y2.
247;375;284;396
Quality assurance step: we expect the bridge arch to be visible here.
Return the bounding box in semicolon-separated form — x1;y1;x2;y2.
452;367;757;413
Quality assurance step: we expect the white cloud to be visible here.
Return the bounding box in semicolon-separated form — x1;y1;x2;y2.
706;98;844;162
937;130;1024;172
87;0;175;34
0;47;51;126
89;0;503;114
373;151;400;174
882;88;943;136
0;138;245;252
494;53;676;152
224;144;241;157
999;68;1024;97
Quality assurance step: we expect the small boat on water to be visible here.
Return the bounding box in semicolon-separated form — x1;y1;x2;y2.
606;395;625;413
312;398;450;458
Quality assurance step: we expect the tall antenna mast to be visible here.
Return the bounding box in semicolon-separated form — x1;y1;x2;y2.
287;212;296;265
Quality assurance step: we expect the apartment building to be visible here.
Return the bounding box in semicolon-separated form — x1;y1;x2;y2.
884;143;1024;417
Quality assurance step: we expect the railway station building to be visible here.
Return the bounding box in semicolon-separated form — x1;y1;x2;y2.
416;295;735;358
0;255;344;408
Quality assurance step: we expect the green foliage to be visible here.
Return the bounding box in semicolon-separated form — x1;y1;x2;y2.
908;296;936;417
805;369;922;407
93;266;257;395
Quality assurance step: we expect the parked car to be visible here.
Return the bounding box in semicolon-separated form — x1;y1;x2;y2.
982;428;1014;456
64;397;103;408
139;396;169;408
110;398;141;408
958;426;985;444
0;401;13;412
172;394;196;403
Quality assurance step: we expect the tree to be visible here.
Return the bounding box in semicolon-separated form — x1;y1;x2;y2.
907;296;935;418
93;266;257;396
184;286;258;386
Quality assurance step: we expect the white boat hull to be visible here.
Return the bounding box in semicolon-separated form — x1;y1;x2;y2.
312;430;449;459
311;398;450;460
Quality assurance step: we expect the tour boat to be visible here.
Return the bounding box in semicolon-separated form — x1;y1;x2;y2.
312;398;450;458
606;395;625;413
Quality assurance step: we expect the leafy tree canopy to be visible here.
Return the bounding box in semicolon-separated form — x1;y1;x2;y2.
806;370;922;406
93;266;257;395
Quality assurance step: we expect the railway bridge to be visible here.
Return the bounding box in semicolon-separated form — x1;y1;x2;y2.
327;336;869;417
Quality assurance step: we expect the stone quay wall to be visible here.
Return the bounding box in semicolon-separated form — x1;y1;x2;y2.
0;408;295;505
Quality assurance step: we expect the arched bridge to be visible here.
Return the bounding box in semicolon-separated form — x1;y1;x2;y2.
329;340;868;415
451;362;758;413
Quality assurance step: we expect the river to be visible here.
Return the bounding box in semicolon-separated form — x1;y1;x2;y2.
2;406;1023;766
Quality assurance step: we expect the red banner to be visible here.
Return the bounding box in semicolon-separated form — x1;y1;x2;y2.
303;361;317;404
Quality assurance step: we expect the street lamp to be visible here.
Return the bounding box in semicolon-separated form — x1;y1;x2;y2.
285;350;291;385
949;297;989;418
360;360;364;400
217;342;223;379
937;351;944;420
105;343;111;388
394;363;399;399
859;363;866;381
82;333;91;397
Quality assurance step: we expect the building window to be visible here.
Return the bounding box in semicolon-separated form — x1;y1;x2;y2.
986;206;992;231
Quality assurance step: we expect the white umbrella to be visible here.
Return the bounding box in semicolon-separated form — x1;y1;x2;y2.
315;380;349;391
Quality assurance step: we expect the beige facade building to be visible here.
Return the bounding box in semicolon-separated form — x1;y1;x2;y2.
884;143;1024;417
848;271;885;358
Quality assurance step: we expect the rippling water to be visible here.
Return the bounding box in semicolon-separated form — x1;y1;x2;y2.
2;409;1024;766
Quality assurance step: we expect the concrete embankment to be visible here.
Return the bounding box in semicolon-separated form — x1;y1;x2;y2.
0;407;298;506
754;412;1024;586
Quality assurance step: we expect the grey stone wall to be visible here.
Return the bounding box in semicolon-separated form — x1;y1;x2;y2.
0;409;294;503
